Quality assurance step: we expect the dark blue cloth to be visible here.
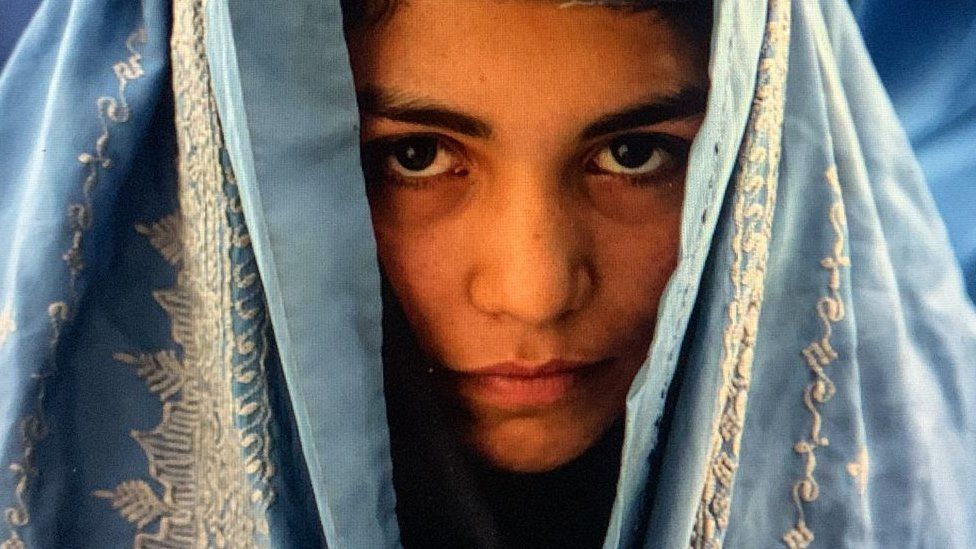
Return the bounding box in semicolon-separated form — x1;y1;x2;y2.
0;0;40;69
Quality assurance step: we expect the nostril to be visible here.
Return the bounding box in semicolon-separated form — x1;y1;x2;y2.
571;263;595;311
468;258;594;326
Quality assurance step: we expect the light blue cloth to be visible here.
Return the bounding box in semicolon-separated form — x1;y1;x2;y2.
854;0;976;301
1;0;974;548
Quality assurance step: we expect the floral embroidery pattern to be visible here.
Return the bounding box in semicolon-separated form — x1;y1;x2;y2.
94;0;275;546
2;25;147;549
690;0;792;547
783;166;851;549
64;28;148;284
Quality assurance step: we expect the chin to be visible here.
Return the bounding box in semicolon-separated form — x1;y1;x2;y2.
463;410;615;473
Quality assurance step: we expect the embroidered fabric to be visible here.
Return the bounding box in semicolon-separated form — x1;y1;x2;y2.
691;0;791;546
93;0;276;546
1;0;975;548
2;18;149;549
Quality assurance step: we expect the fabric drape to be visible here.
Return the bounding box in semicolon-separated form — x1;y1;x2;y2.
1;0;974;547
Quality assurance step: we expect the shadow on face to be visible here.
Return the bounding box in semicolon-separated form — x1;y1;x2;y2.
345;0;709;472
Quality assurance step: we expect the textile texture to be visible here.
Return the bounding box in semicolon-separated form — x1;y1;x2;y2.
1;0;974;547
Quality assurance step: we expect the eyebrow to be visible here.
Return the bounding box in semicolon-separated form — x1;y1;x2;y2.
580;86;707;139
355;85;707;140
356;86;492;138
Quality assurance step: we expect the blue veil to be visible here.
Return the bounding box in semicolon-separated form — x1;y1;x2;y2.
1;0;974;547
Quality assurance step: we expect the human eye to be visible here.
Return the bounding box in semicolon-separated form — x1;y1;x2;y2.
361;134;467;188
586;133;690;185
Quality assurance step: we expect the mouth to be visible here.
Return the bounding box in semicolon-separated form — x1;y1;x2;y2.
452;359;612;410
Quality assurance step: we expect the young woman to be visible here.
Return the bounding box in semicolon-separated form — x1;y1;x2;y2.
343;1;709;546
1;0;975;547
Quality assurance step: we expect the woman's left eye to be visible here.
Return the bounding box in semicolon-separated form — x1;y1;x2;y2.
590;134;678;177
384;136;456;178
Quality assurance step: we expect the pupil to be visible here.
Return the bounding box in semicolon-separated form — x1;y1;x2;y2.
395;137;439;171
611;135;655;169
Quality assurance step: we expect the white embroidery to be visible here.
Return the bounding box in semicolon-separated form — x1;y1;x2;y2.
0;303;15;348
782;166;851;549
846;446;869;496
94;1;274;546
2;24;147;549
691;1;792;547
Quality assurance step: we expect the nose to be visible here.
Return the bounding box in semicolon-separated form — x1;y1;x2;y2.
468;174;594;327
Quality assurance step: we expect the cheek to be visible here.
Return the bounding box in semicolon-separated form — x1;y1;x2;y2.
584;171;687;227
372;221;468;348
367;178;471;228
591;213;682;335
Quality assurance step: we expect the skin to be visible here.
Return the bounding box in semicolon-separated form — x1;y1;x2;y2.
347;0;707;472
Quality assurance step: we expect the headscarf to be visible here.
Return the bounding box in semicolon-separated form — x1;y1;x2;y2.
1;0;974;548
854;0;976;301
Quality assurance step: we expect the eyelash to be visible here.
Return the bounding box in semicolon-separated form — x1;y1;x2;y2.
585;133;691;187
360;134;465;190
360;132;691;189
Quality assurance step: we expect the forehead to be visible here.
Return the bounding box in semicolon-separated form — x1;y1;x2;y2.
346;0;705;126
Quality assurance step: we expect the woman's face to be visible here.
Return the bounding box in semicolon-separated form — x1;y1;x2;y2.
347;0;707;472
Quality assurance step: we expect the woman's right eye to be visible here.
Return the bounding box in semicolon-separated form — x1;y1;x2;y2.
384;136;456;178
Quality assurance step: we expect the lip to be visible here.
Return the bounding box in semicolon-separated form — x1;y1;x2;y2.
475;359;597;377
455;359;609;409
